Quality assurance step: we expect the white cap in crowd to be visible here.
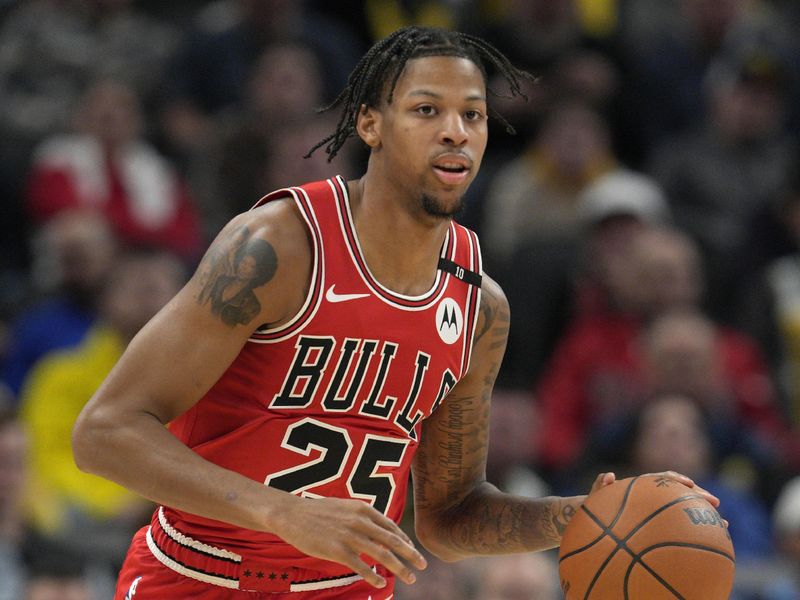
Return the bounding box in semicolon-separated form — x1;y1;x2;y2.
579;169;671;226
774;477;800;535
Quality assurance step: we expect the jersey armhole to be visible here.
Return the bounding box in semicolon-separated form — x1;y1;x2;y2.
249;187;324;343
461;227;483;377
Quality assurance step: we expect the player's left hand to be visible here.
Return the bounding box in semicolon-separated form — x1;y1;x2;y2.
588;471;725;524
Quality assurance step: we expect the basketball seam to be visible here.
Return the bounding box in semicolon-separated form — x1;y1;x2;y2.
621;493;706;543
622;550;685;600
559;477;641;563
623;541;735;600
569;491;708;599
638;541;735;563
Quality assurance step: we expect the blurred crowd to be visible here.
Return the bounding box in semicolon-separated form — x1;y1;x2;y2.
1;0;800;598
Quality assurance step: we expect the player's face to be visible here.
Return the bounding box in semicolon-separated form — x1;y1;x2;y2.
368;55;488;218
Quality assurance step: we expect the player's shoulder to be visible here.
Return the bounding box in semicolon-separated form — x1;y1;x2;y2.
471;271;510;348
479;272;508;314
191;196;313;328
213;196;311;260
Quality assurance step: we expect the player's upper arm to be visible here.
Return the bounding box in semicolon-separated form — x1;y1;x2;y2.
450;273;510;415
81;198;312;425
412;274;510;518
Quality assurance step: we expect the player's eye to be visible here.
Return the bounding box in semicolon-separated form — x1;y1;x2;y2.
465;109;484;121
416;105;436;116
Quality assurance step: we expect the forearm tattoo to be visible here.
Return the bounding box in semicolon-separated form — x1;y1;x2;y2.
416;281;578;554
443;491;580;554
196;226;278;326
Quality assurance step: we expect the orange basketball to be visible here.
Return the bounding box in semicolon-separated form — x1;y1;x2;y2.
558;475;735;599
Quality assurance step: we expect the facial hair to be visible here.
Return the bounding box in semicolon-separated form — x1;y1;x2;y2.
421;193;465;219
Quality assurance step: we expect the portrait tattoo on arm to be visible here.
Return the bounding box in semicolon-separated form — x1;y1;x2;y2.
197;226;278;326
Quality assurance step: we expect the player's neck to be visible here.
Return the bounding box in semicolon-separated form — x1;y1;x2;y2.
347;176;450;297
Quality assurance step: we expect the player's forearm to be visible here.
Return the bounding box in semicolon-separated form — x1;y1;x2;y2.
72;405;292;534
417;481;585;561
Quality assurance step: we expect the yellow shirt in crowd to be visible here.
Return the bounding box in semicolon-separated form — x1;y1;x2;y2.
19;324;143;533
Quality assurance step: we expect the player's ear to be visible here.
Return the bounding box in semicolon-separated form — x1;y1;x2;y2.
356;104;381;148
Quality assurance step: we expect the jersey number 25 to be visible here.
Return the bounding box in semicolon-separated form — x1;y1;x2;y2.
265;418;410;515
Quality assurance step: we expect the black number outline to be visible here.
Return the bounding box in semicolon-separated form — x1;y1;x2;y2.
265;418;352;497
264;420;409;514
347;434;409;514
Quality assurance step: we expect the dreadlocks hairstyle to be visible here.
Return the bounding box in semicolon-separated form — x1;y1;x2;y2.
305;26;536;161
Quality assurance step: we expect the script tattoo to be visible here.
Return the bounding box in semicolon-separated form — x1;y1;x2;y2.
197;226;278;326
420;279;563;554
416;279;578;554
442;492;579;554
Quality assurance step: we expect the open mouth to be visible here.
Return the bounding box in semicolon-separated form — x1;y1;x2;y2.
433;164;470;185
434;164;469;174
431;154;472;185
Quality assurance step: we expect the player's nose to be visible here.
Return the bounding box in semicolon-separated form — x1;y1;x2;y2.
438;112;468;147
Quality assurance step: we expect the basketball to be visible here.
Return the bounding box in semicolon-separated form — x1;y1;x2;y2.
558;475;735;599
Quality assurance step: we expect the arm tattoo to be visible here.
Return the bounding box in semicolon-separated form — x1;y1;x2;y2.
473;283;510;347
419;279;577;554
197;226;278;326
473;295;494;344
443;491;581;554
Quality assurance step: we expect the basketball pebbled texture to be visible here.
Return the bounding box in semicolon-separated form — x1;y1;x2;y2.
558;475;736;599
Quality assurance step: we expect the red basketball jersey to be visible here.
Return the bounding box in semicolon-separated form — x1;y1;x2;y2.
149;176;482;590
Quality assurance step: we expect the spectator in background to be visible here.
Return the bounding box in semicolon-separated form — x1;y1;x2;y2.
470;0;611;85
648;46;797;322
535;226;788;483
262;118;357;193
201;41;355;236
2;210;117;398
638;309;795;504
0;0;178;276
25;80;204;261
464;0;627;163
0;397;27;600
736;171;800;428
573;170;670;316
0;0;177;142
160;0;362;163
620;0;792;154
481;102;620;388
619;394;774;562
761;477;800;598
18;249;185;570
481;101;618;276
498;169;669;388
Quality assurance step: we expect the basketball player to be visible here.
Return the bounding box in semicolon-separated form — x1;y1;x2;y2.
72;27;720;599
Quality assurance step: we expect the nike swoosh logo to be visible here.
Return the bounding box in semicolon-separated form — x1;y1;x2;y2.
325;284;370;303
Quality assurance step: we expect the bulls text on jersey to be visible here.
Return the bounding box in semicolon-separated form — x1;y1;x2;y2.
270;335;457;440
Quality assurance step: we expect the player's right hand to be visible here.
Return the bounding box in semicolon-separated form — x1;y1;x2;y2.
273;496;427;589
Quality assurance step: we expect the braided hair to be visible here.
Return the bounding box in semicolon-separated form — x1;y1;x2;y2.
306;26;535;161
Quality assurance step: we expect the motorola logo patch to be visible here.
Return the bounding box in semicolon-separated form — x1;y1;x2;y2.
435;298;463;345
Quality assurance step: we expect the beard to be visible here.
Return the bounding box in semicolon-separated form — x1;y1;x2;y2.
421;193;465;219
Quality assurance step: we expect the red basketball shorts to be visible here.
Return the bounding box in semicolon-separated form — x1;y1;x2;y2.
115;525;396;599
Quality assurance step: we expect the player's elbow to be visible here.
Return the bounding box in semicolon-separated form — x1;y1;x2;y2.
71;400;114;475
414;514;467;563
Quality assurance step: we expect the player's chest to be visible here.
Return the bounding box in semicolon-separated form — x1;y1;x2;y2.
245;314;465;440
